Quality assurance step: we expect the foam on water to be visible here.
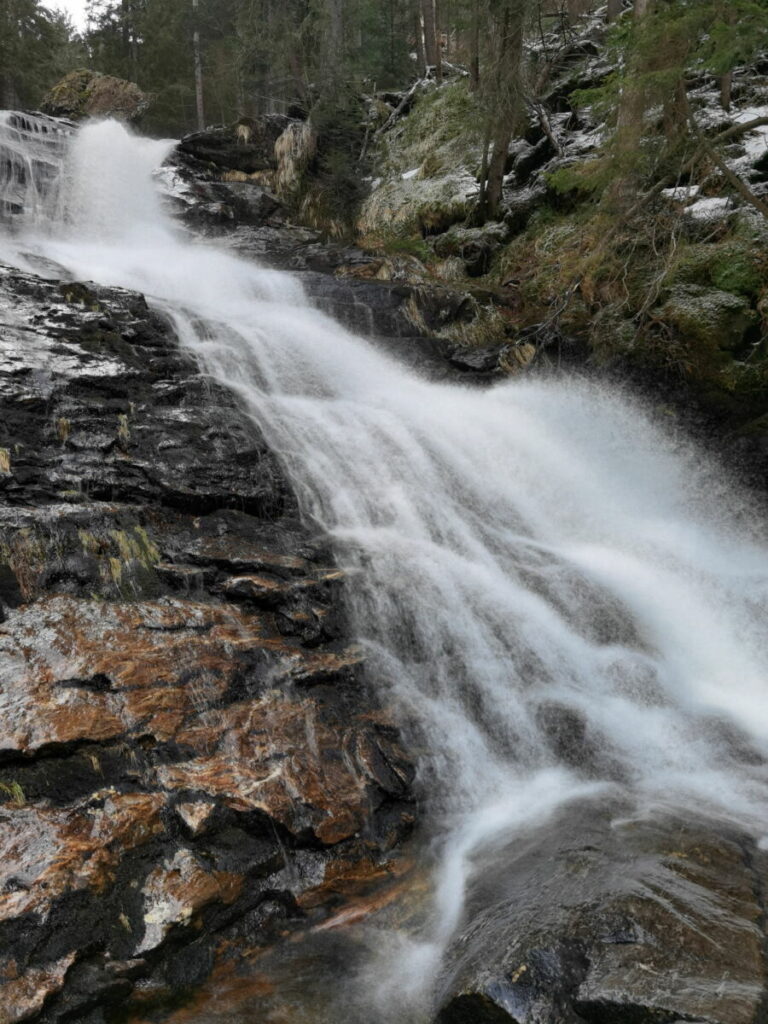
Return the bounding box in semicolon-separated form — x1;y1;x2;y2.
3;118;768;1018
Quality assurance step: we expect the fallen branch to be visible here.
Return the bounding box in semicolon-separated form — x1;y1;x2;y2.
529;99;563;157
376;78;425;136
625;115;768;219
698;138;768;219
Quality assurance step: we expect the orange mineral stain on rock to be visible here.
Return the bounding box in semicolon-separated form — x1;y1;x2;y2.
0;596;269;751
0;792;166;922
156;695;372;842
137;847;243;954
0;954;76;1024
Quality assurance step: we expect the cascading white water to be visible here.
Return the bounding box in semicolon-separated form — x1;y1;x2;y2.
0;111;73;224
4;118;768;1018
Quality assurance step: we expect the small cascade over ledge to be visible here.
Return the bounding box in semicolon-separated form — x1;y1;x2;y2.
0;111;74;225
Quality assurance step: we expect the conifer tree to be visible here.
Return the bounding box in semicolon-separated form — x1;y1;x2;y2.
0;0;81;109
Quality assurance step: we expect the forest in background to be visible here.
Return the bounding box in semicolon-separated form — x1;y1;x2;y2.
2;2;768;204
8;1;765;136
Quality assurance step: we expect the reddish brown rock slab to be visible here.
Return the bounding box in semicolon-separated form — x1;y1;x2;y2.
120;852;426;1024
0;595;278;753
0;954;76;1024
175;800;217;837
137;848;243;955
0;792;166;924
222;569;345;605
156;695;374;843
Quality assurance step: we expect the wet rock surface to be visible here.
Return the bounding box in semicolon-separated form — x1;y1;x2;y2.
158;128;530;382
436;803;768;1024
177;117;292;176
4;100;768;1023
0;262;415;1023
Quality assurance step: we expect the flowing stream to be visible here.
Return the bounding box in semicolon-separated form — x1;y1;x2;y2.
3;117;768;1020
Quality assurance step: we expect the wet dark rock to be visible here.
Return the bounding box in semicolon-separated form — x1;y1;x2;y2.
512;136;556;185
433;224;510;278
503;182;549;234
436;803;768;1024
447;344;507;373
157;152;286;235
177;116;292;175
0;259;415;1022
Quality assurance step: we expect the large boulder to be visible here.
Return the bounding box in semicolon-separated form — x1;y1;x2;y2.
358;172;480;243
436;801;768;1024
178;115;292;175
658;284;758;352
41;69;149;122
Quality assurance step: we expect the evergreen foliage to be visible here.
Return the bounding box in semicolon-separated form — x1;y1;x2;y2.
0;0;84;109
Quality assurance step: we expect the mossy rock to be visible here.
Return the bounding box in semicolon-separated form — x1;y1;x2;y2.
358;173;478;242
668;239;767;300
41;69;149;122
656;284;758;356
380;80;483;179
433;223;510;277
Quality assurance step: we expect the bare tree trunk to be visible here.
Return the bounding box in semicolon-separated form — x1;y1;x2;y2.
421;0;438;69
129;0;139;81
485;119;515;218
328;0;344;66
719;2;735;111
609;0;653;204
2;73;18;111
192;0;205;131
721;70;733;111
434;0;443;81
469;0;480;91
480;0;527;221
415;9;427;76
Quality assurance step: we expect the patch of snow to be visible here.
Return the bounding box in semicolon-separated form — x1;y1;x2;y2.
402;168;420;180
685;196;735;221
566;127;604;155
731;105;768;167
661;185;701;201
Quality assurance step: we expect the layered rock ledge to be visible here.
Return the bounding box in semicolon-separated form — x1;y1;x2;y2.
0;264;415;1023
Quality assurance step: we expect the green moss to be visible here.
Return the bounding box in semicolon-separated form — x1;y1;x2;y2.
44;69;94;119
358;81;484;245
57;418;71;444
378;236;433;261
384;80;483;179
132;526;161;565
117;413;131;444
0;781;25;807
657;284;757;355
109;527;161;567
358;174;477;242
668;239;767;300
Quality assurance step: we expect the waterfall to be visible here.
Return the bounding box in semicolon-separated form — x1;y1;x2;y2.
0;111;73;224
3;117;768;1019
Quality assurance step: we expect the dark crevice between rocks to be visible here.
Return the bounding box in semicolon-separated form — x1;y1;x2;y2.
738;837;768;1024
437;993;524;1024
